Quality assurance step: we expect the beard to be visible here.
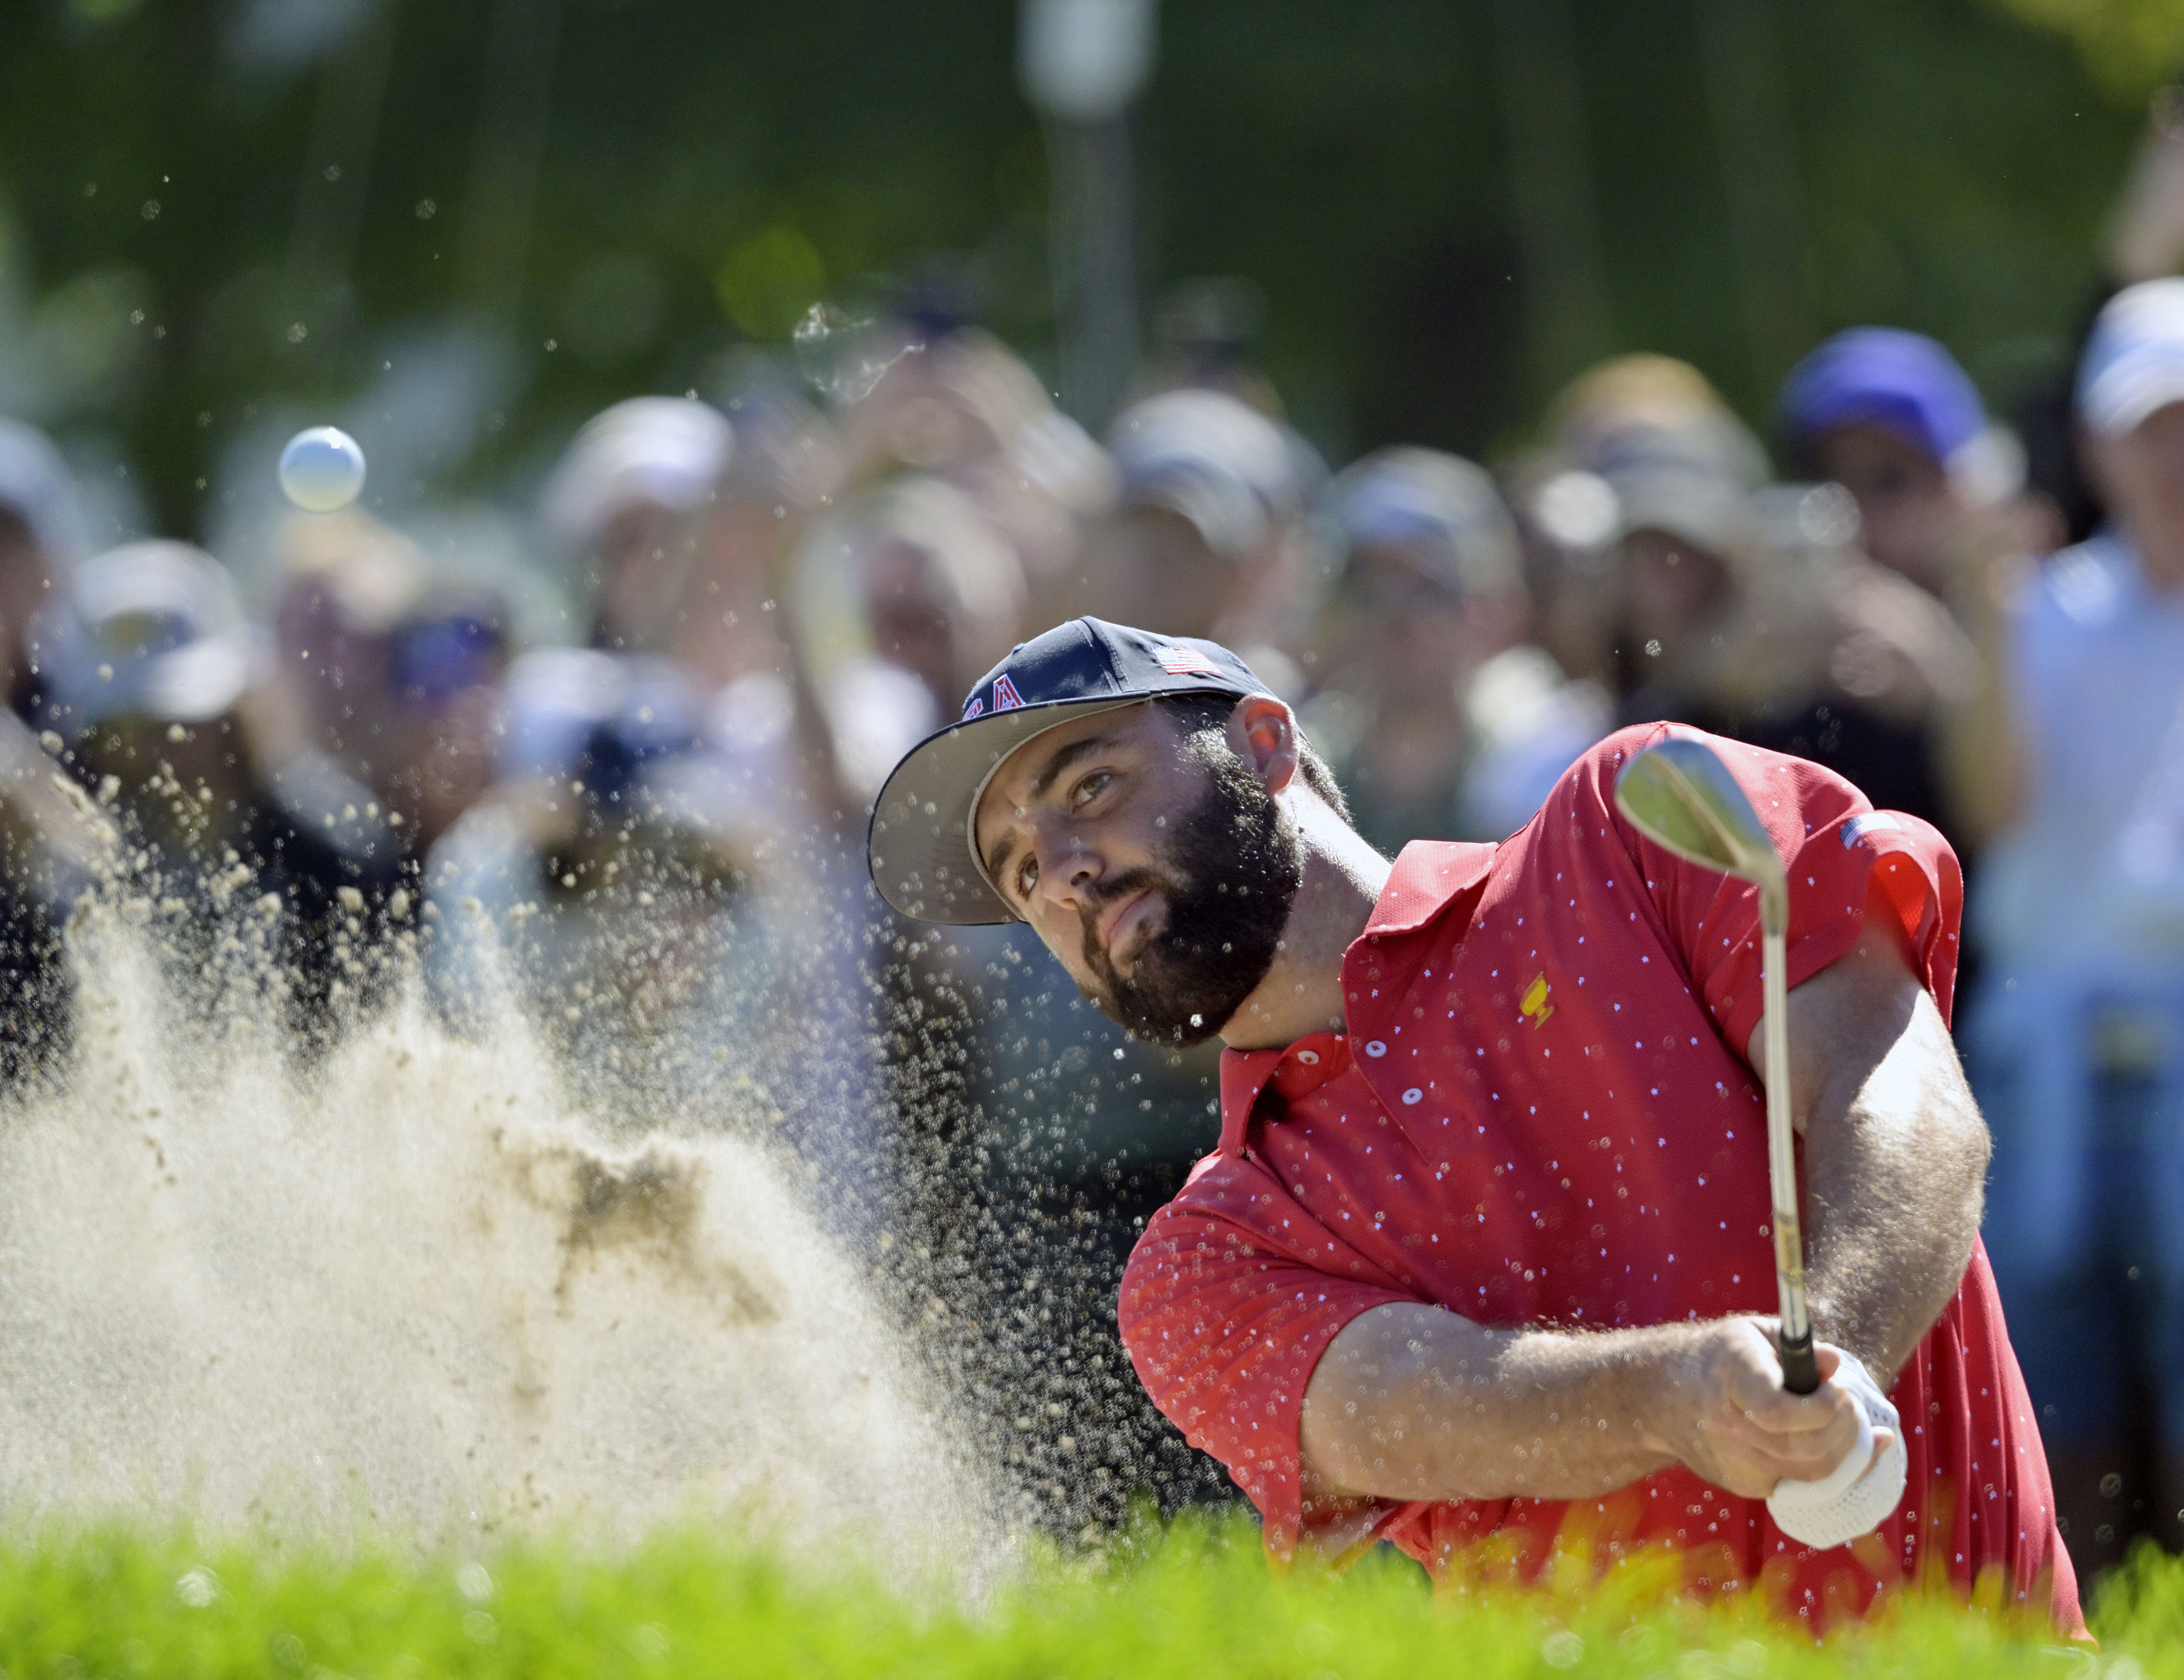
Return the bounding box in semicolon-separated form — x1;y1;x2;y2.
1074;746;1303;1047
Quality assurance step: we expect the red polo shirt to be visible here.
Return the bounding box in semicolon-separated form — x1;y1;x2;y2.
1116;724;2079;1632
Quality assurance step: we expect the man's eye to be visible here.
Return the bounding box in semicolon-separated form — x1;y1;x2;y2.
1071;770;1112;808
1016;855;1039;897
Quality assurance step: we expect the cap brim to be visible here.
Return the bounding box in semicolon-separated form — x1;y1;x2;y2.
1125;471;1265;559
2082;354;2184;438
866;695;1151;924
70;629;262;728
1613;482;1747;556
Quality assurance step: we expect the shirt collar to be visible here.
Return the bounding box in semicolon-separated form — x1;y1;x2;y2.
1362;839;1498;937
1215;840;1497;1153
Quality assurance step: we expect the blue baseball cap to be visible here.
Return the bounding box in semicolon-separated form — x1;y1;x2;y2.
1778;328;1986;468
866;617;1275;924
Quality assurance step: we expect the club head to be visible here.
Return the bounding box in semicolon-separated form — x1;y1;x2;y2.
1614;736;1788;928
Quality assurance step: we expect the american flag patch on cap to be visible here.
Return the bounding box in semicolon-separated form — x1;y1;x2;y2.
1154;645;1222;676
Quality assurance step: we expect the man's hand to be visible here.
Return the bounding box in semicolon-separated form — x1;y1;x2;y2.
1638;1319;1887;1500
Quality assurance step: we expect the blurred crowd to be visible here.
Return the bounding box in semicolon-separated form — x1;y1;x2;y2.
2;98;2183;1583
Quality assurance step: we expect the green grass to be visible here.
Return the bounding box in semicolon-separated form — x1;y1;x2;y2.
0;1510;2169;1678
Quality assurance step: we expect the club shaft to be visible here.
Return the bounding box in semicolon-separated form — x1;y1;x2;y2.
1761;920;1818;1393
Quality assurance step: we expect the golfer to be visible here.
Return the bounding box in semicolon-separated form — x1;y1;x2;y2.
869;618;2078;1631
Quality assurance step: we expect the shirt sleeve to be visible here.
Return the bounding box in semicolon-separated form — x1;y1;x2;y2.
1581;722;1966;1055
1116;1152;1415;1554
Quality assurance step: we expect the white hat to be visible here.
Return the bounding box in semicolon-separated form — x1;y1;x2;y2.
1327;446;1521;598
30;541;265;729
2077;278;2184;438
1107;389;1318;559
541;397;733;548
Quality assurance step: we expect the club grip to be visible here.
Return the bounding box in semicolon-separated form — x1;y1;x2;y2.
1778;1327;1820;1396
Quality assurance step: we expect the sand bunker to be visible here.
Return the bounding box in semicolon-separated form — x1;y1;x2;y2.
0;891;981;1568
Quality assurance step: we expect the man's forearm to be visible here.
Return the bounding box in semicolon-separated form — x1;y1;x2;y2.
1299;1303;1865;1505
1298;1303;1679;1502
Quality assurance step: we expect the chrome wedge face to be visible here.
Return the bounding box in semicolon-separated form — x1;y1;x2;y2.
1613;736;1788;935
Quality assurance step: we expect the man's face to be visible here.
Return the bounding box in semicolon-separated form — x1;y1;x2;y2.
863;539;961;711
1620;528;1730;656
2092;401;2184;586
1808;425;1957;593
1323;542;1500;702
1094;507;1232;640
592;500;684;651
275;581;399;771
972;701;1301;1046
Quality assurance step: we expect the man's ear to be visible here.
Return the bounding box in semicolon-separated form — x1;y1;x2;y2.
1229;694;1299;795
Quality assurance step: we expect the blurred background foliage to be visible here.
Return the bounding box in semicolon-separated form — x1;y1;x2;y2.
0;0;2165;548
1994;0;2184;99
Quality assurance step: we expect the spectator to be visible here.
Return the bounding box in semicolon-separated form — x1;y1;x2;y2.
542;397;735;655
265;507;513;861
423;653;867;1186
2014;89;2184;549
1968;277;2184;1581
427;656;739;1044
376;589;512;856
1779;330;2063;847
671;369;837;693
1594;425;1795;725
1301;447;1540;850
1512;355;1769;696
269;509;426;775
1607;435;1972;836
832;323;1112;626
786;474;1026;810
1779;328;2046;599
28;540;405;1040
1085;388;1324;694
1522;354;1975;842
485;386;879;1172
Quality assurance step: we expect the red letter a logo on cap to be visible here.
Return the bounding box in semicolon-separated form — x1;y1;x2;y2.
992;673;1026;711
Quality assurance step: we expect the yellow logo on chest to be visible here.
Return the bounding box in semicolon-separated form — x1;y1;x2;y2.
1520;971;1554;1027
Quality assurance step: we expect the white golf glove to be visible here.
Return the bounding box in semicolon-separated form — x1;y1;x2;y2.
1765;1351;1907;1551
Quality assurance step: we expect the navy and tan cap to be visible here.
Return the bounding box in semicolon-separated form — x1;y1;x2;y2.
866;617;1274;924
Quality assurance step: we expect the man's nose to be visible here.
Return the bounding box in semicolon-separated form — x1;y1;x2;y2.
1032;827;1104;910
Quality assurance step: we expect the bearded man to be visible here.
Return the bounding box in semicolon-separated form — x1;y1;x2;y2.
866;618;2079;1632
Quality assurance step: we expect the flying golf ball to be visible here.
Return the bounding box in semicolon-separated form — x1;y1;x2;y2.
278;426;366;512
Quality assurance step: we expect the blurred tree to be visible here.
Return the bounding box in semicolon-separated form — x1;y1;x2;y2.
0;0;2152;536
1989;0;2184;101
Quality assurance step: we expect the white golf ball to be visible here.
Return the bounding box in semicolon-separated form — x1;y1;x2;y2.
278;426;366;513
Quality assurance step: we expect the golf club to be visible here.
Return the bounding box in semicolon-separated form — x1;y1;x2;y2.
1613;736;1819;1396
